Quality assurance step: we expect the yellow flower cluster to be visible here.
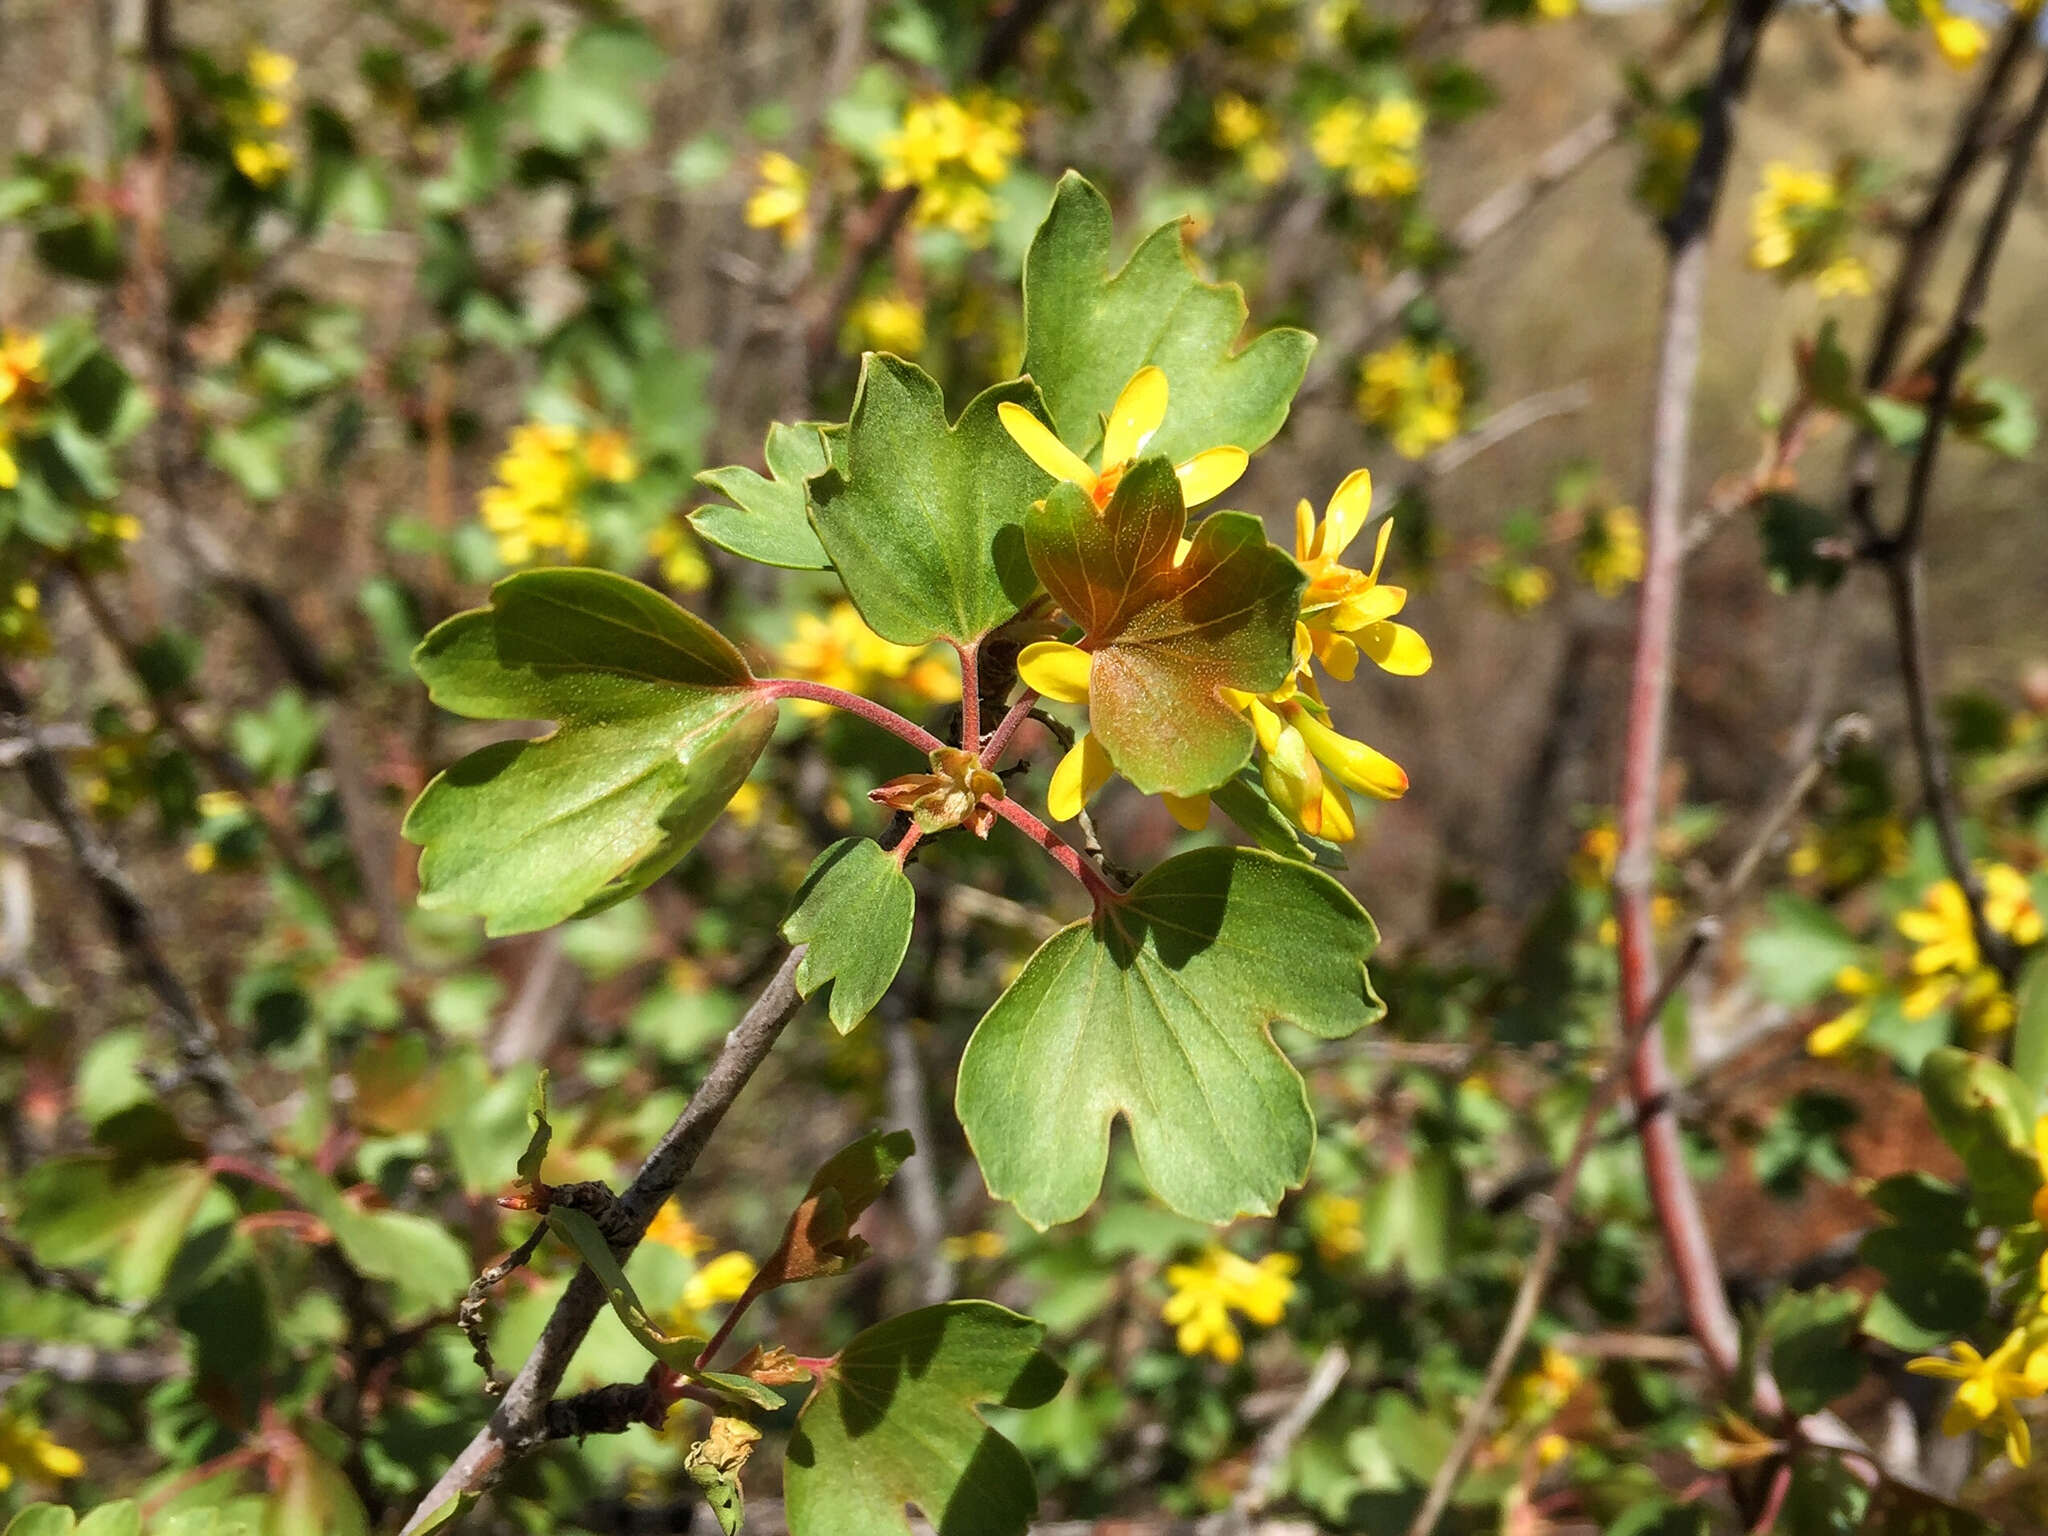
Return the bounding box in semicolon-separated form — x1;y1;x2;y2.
1898;865;2041;1031
1576;505;1645;598
846;290;927;356
1311;96;1424;199
233;46;297;186
1006;372;1429;845
1357;339;1463;459
881;92;1025;243
0;1408;83;1490
0;329;46;489
744;152;810;248
779;601;956;716
478;421;638;566
1213;93;1288;185
1749;162;1871;298
1911;1331;2048;1466
1161;1245;1298;1364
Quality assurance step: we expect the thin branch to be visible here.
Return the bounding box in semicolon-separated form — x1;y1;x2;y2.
1229;1345;1349;1526
761;678;948;755
988;793;1120;907
0;670;265;1149
1613;0;1776;1395
399;948;809;1533
1372;383;1592;515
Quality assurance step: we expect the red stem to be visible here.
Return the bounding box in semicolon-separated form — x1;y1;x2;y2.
759;678;946;755
990;795;1117;908
980;689;1041;769
956;641;981;751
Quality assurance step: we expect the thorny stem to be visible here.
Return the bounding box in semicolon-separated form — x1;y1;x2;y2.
989;795;1119;908
759;678;947;755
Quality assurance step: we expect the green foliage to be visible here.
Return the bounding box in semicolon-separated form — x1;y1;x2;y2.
691;422;836;569
783;839;917;1033
1027;459;1303;795
783;1302;1065;1536
1763;1286;1865;1415
807;357;1053;647
1918;1047;2039;1226
404;569;776;934
1020;172;1312;463
958;848;1381;1226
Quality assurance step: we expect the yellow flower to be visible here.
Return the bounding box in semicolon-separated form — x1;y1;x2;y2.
1576;505;1645;597
1537;0;1578;16
1289;470;1432;689
1815;255;1873;299
478;421;635;567
1806;964;1877;1058
1161;1246;1298;1364
1214;94;1288;185
0;1409;84;1489
185;841;219;874
1312;97;1424;200
1986;863;2045;947
1497;563;1553;613
1750;162;1870;297
1908;1332;2048;1466
881;92;1024;244
582;429;638;485
745;152;810;248
998;365;1248;513
0;330;45;407
1357;340;1463;459
1504;1346;1584;1424
230;47;296;187
0;440;17;491
683;1250;758;1313
941;1229;1007;1263
1305;1192;1364;1264
779;602;955;715
648;521;711;593
645;1201;710;1259
847;291;927;356
246;46;297;92
1897;867;2036;1031
1921;0;1987;68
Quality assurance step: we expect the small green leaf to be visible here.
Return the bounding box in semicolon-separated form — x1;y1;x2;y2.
743;1129;916;1298
1954;376;2037;458
1741;893;1861;1007
1861;395;1925;449
1764;1286;1865;1415
1211;767;1348;869
516;1071;552;1185
782;839;916;1033
519;21;664;153
14;1156;215;1302
2012;953;2048;1104
1020;172;1313;465
75;1506;140;1536
405;569;775;935
548;1205;706;1372
4;1509;76;1536
287;1168;472;1325
958;847;1382;1227
692;421;835;570
783;1302;1065;1536
1918;1046;2039;1225
808;356;1053;647
1027;459;1303;796
697;1371;786;1411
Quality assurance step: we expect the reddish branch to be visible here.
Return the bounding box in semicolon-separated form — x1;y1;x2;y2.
1613;0;1777;1389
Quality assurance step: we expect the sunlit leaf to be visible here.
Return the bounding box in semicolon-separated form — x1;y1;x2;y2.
692;421;836;570
782;839;916;1033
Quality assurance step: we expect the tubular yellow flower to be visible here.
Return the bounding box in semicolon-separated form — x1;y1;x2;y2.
1750;161;1871;296
1160;1246;1298;1364
1908;1332;2048;1466
0;330;45;407
1898;867;2037;1032
1357;340;1463;458
745;151;810;247
1290;469;1432;688
998;366;1247;512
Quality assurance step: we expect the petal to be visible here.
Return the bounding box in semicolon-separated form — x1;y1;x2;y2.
1906;1357;1969;1380
1162;792;1211;831
1366;517;1395;583
1316;633;1360;682
1046;733;1113;822
1294;498;1315;561
1361;621;1433;677
1320;468;1375;559
1017;640;1093;703
998;401;1097;490
1292;709;1409;799
2009;1407;2031;1468
1319;781;1357;843
1175;446;1249;507
1259;720;1323;827
1103;365;1167;467
1331;584;1408;629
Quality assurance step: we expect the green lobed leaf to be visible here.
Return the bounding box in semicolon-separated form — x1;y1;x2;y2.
783;1301;1066;1536
1764;1286;1865;1416
5;1511;76;1536
1019;171;1313;465
13;1156;215;1303
957;846;1382;1227
1918;1046;2039;1225
691;421;836;570
75;1508;140;1536
1027;458;1303;796
807;355;1054;647
404;569;775;935
286;1168;471;1325
782;839;917;1033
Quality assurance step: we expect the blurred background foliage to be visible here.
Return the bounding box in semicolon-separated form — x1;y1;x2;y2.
2;0;2048;1532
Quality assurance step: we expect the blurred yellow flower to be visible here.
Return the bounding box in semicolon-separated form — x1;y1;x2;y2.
779;601;955;715
1312;96;1424;199
1305;1192;1365;1263
0;1409;83;1489
1806;964;1878;1058
683;1250;759;1313
1577;505;1645;597
745;151;810;248
1161;1246;1297;1364
645;1201;710;1259
1357;340;1462;458
1214;93;1288;184
648;521;711;593
1898;866;2038;1030
232;46;297;186
1750;162;1870;297
847;291;927;356
478;421;637;567
0;330;44;407
881;92;1024;244
1921;0;1987;67
1497;563;1553;613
